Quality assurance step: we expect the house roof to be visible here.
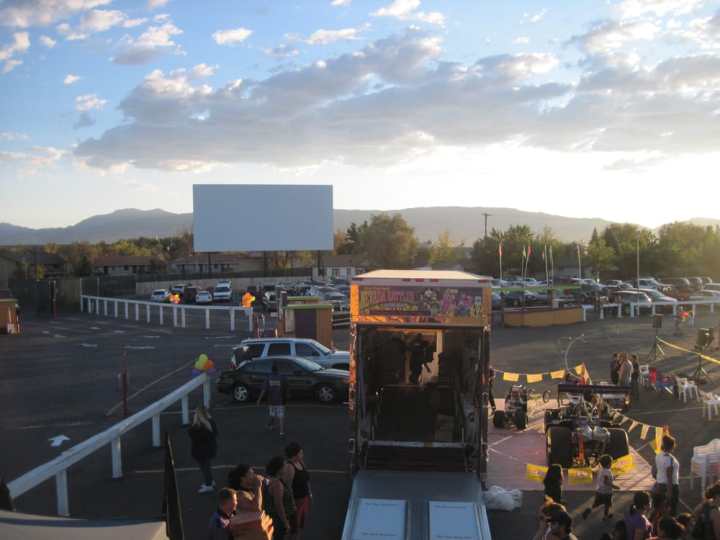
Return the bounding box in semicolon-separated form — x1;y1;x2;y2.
170;253;258;265
0;249;65;266
93;255;158;267
321;254;367;267
353;269;491;285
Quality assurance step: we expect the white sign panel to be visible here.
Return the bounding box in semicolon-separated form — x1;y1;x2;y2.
429;501;480;540
351;498;406;540
192;184;333;252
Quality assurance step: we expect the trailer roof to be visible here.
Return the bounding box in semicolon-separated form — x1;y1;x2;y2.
353;269;491;285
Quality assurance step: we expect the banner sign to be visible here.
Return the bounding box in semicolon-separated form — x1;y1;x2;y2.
352;285;489;325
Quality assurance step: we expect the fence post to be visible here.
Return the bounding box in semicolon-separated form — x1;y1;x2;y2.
55;469;69;516
96;298;101;315
652;304;656;317
152;414;161;448
104;300;108;317
692;304;697;326
203;377;211;408
248;308;254;333
205;309;210;330
230;309;235;332
111;437;122;478
599;306;604;320
80;295;84;313
115;300;119;318
673;304;677;316
160;305;164;325
617;304;622;318
181;396;189;425
124;302;129;319
712;303;716;314
146;304;151;323
173;306;178;327
135;303;139;321
582;307;587;322
182;308;186;329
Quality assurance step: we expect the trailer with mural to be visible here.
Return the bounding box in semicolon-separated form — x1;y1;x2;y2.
341;270;493;540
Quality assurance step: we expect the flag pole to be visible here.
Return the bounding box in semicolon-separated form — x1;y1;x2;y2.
544;244;549;287
498;241;503;282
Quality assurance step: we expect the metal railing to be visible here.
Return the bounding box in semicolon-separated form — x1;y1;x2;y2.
7;373;211;517
580;299;720;320
80;294;253;333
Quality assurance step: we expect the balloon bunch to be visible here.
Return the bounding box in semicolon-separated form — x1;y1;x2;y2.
191;353;216;377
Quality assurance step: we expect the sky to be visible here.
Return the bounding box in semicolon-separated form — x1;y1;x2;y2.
1;0;720;229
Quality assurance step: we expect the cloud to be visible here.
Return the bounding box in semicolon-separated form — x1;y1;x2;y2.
331;0;351;6
605;155;664;171
306;27;360;45
57;9;144;40
524;9;548;24
0;131;29;141
212;27;252;45
0;146;65;172
569;19;660;58
73;112;96;129
39;35;56;47
0;32;29;74
124;179;160;192
0;0;111;28
264;44;300;58
190;63;217;78
112;21;183;64
64;73;81;85
148;0;170;9
618;0;704;18
373;0;445;26
513;36;530;44
75;93;107;111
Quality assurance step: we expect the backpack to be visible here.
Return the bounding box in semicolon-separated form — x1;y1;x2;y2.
692;503;712;539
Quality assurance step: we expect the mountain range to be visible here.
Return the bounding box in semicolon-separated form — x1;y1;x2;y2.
0;208;717;246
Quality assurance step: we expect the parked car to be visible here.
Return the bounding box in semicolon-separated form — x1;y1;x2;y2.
661;278;692;299
604;280;631;289
636;278;673;294
170;283;190;297
323;291;348;311
182;286;198;304
230;338;350;370
687;277;705;291
491;291;503;310
503;290;546;307
196;290;213;304
263;291;278;311
688;290;720;301
491;279;509;289
217;356;349;403
212;283;233;303
702;277;714;284
150;289;170;302
614;291;653;309
704;284;720;292
637;288;677;311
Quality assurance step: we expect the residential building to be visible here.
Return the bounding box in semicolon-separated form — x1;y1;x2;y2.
314;254;367;282
169;253;264;274
0;248;68;284
93;255;163;276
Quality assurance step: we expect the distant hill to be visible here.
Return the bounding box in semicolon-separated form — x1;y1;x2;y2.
0;207;716;246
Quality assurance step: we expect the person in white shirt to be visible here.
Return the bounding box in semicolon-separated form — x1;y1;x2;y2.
655;435;680;515
582;454;618;521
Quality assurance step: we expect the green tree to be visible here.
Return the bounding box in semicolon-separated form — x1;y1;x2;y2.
429;231;459;267
357;214;418;268
587;230;616;280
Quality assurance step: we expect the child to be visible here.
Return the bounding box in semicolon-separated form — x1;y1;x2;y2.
582;454;618;521
543;464;563;504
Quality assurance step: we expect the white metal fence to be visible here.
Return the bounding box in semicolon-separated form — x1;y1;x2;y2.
581;299;720;321
80;294;253;333
7;373;211;516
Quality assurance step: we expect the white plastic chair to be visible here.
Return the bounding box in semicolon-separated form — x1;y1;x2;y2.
701;391;720;419
677;377;699;402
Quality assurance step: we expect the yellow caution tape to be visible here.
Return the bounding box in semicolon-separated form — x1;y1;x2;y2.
657;339;720;366
551;369;566;380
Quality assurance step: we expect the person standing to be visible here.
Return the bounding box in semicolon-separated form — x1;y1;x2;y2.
625;491;653;540
619;353;633;387
582;454;617;521
264;456;296;540
655;435;680;516
208;488;237;540
631;355;641;400
257;363;288;437
611;353;621;385
283;442;311;540
546;509;578;540
227;464;272;540
543;464;563;505
692;482;720;540
189;406;219;493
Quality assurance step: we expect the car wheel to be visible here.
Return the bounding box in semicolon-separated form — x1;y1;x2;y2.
232;384;250;403
316;384;336;403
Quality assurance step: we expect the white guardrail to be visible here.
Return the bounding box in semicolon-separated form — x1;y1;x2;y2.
8;373;211;517
581;299;720;320
80;294;253;333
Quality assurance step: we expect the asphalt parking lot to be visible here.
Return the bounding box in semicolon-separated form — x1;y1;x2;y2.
3;309;720;539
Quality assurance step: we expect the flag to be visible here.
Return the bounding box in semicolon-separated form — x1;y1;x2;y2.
522;246;526;259
527;244;532;258
611;454;634;476
542;246;546;261
550;369;565;379
503;371;520;382
498;242;503;257
640;424;650;440
526;464;548;483
526;373;543;383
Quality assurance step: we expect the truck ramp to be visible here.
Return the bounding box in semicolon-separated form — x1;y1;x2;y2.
341;470;491;540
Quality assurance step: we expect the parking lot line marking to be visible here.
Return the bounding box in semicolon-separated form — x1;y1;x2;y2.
124;345;156;350
90;326;101;330
205;336;234;340
53;334;66;338
213;344;234;348
489;435;513;448
81;343;98;348
15;421;95;430
113;330;126;334
141;335;161;339
41;330;50;335
134;465;346;475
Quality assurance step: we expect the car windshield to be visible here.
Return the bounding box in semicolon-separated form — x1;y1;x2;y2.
292;357;323;371
153;290;166;294
215;286;229;292
310;341;332;355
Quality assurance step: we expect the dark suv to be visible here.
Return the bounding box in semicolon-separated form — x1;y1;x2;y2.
217;356;349;404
